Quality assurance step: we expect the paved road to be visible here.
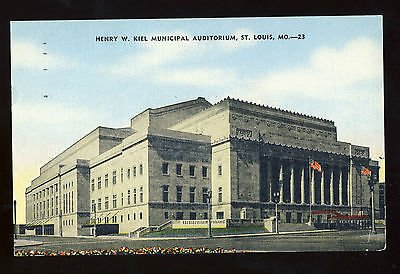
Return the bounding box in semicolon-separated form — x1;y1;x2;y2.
14;230;385;253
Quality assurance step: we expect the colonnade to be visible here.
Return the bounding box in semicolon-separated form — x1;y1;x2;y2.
261;157;349;206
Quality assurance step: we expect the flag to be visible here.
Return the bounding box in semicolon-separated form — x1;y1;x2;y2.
360;166;371;176
309;159;322;172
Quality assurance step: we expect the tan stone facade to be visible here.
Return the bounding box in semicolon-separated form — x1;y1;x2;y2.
25;97;378;236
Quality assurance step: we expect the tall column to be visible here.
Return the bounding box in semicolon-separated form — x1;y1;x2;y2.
346;166;350;206
339;168;343;205
266;159;272;202
330;169;334;206
311;169;315;205
320;169;325;205
279;163;283;203
300;167;305;204
290;163;295;203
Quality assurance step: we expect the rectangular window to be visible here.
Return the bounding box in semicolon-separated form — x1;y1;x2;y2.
133;213;136;220
218;165;222;175
91;179;95;191
112;170;117;184
190;186;196;203
127;190;131;205
55;197;58;215
50;186;53;195
55;184;58;192
176;211;183;220
140;186;143;203
189;212;196;220
176;163;182;176
139;212;143;220
162;162;169;175
202;187;208;203
121;193;124;206
189;165;195;177
176;186;182;202
133;166;137;176
203;212;208;220
216;211;224;219
162;185;169;202
98;198;101;211
127;168;131;179
91;200;95;212
218;187;222;203
121;215;123;222
104;174;109;188
127;214;130;221
133;189;137;204
97;177;101;189
202;166;208;178
139;164;143;175
71;191;74;212
164;212;169;220
112;194;117;208
120;168;124;183
105;197;109;210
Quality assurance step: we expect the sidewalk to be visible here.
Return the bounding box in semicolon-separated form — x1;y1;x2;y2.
96;228;337;241
14;239;43;247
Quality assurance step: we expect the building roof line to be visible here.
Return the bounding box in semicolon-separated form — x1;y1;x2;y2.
219;96;334;124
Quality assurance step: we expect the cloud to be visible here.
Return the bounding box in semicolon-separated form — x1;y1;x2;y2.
107;28;258;78
11;40;77;70
156;67;237;88
217;28;257;52
108;31;203;77
233;37;383;103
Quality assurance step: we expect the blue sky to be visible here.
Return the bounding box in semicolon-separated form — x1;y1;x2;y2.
11;16;383;222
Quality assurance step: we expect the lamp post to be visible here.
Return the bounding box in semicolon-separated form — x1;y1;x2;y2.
273;181;283;234
369;174;377;234
14;200;17;240
58;164;65;237
93;204;97;237
207;190;212;238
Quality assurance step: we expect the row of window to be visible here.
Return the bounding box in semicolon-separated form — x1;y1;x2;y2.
32;180;74;202
91;187;144;212
91;164;144;191
162;186;223;203
162;163;209;178
93;211;144;224
63;219;74;226
162;186;210;203
164;211;208;220
33;190;75;219
33;196;59;219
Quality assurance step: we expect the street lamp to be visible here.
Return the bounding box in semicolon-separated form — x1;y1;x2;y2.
368;174;378;234
14;200;17;240
207;190;212;238
58;164;65;237
272;181;283;234
93;204;97;237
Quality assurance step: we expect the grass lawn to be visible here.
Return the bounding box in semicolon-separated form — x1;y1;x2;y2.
142;226;268;237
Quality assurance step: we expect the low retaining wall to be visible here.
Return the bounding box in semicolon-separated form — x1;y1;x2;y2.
171;219;227;229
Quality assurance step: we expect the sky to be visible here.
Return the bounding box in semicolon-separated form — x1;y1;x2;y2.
11;16;384;223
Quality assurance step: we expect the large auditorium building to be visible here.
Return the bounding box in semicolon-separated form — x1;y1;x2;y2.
25;97;379;236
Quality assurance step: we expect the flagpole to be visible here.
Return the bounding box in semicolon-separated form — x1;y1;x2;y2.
308;156;312;225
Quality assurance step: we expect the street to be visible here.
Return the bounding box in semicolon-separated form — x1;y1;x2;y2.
14;229;385;253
